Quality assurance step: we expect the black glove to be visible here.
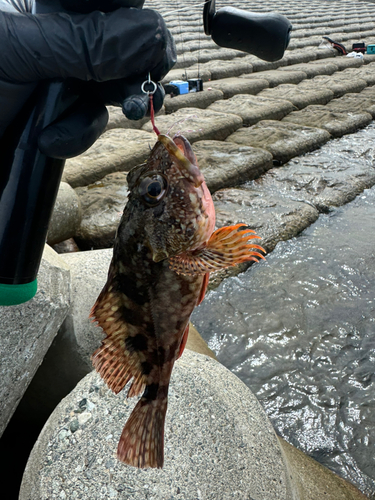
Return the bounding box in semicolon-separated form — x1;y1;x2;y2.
0;0;176;158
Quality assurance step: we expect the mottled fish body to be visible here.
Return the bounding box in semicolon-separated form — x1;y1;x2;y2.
91;134;265;468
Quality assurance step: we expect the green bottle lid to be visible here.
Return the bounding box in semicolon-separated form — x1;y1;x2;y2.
0;280;38;306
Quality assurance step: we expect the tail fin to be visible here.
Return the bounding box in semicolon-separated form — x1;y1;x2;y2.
117;396;168;468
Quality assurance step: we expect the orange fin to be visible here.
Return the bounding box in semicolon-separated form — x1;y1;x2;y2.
177;323;189;360
117;396;167;468
169;224;266;276
90;266;148;396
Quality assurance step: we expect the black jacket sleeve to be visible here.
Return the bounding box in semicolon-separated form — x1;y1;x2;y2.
0;7;174;84
0;0;176;149
0;0;32;13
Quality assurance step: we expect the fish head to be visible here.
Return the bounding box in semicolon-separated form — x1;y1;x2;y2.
124;134;215;262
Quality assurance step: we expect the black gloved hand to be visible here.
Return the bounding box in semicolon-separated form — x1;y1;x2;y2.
0;0;176;158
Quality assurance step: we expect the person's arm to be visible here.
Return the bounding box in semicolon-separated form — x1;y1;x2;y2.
0;0;176;156
0;0;32;14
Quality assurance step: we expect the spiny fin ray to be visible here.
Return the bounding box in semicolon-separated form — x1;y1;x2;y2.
169;224;266;276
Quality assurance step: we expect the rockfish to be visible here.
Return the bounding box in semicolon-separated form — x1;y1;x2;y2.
91;133;265;469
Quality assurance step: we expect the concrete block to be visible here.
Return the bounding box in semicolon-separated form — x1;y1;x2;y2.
0;246;70;437
20;351;297;500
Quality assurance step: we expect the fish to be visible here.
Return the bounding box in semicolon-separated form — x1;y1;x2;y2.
90;133;265;469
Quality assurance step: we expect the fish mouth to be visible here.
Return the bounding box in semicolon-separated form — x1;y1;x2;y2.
158;134;204;188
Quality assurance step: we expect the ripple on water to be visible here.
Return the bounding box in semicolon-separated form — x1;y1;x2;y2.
192;143;375;495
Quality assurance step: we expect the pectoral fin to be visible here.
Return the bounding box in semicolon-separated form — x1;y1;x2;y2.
169;224;266;276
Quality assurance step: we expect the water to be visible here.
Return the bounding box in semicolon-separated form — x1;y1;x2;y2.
192;136;375;496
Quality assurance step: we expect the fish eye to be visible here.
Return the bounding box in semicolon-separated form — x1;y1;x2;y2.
139;174;168;205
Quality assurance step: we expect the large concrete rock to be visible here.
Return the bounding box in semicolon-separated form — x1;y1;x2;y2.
327;56;364;70
316;48;338;60
47;182;82;246
360;86;375;100
258;84;334;110
185;324;216;360
142;107;243;142
74;172;128;249
189;47;241;63
0;245;70;437
178;39;216;53
280;61;339;77
341;63;375;85
62;129;155;188
326;91;375;118
196;59;253;79
13;249;113;427
282;105;372;138
226;120;331;165
208;94;297;126
242;54;284;72
20;350;298;500
250;144;375;213
193;140;273;193
168;24;202;36
288;36;323;51
206;76;269;99
173;53;198;69
60;249;113;366
298;75;367;98
282;48;317;65
163;89;224;114
278;438;368;500
241;69;308;87
162;67;212;84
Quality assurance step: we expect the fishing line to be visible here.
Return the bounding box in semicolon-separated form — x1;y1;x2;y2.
149;94;160;136
177;7;189;82
174;1;204;84
197;17;201;81
146;1;206;135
